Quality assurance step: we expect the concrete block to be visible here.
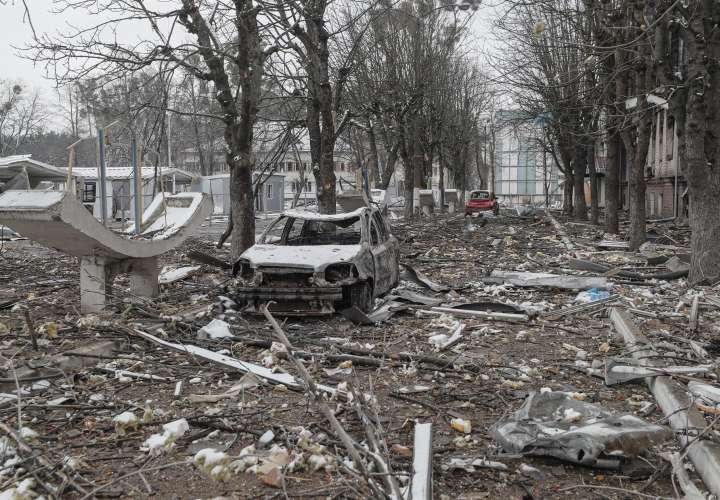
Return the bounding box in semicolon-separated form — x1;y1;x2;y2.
127;257;159;298
80;256;117;314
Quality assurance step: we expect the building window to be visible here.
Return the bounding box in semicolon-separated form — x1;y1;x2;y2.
82;182;96;203
266;183;273;199
306;181;312;192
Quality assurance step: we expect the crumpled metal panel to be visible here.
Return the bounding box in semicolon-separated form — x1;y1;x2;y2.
490;391;672;468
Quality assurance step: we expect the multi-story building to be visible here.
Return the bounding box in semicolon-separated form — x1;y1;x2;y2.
640;99;683;218
492;110;564;207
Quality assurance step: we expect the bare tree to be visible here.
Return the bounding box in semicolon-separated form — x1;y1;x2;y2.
28;1;277;257
0;81;48;156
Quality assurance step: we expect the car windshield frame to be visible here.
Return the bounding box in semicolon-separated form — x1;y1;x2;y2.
259;214;367;246
470;191;491;200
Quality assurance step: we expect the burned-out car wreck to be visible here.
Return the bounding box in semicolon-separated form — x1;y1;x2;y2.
233;207;400;315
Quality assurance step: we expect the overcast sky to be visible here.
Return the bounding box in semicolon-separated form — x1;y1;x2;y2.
0;2;495;130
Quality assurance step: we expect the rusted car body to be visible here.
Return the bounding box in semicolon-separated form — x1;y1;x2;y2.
233;207;399;315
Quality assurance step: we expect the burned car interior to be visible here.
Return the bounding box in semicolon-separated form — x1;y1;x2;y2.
263;216;363;247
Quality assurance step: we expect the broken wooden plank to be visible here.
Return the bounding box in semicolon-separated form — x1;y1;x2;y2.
132;328;337;396
430;306;528;323
438;322;465;351
490;270;608;290
689;295;700;333
410;422;433;500
159;265;201;285
541;295;620;319
545;212;576;253
610;308;720;496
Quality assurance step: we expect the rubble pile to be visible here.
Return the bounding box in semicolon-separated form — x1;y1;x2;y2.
0;211;718;498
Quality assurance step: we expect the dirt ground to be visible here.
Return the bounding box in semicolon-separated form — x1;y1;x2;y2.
0;210;717;499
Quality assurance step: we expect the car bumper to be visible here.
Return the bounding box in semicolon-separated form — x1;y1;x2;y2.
235;286;343;315
465;206;495;213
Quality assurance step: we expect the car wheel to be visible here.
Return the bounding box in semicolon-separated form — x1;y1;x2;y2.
348;281;373;313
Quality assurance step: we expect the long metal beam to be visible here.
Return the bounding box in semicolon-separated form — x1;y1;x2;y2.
610;308;720;496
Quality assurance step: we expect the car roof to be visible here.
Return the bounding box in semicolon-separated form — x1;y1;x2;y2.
281;206;373;221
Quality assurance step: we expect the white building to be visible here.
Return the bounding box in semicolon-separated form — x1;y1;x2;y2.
492;110;563;207
72;166;195;221
178;131;358;208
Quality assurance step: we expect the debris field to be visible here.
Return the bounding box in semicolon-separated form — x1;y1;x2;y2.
1;211;718;499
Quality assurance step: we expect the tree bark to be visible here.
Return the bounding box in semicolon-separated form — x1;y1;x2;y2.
366;118;381;188
438;146;445;213
573;142;587;220
588;142;599;225
605;130;620;234
401;151;414;218
380;142;399;190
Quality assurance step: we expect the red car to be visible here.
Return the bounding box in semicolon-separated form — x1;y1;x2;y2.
465;190;499;215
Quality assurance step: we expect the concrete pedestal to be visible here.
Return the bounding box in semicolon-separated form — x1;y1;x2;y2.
445;190;459;214
418;190;434;217
80;256;159;313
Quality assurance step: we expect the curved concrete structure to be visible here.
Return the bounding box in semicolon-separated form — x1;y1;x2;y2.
0;190;212;312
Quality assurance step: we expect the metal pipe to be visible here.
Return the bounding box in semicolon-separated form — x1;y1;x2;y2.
610;308;720;496
131;136;143;235
97;128;108;226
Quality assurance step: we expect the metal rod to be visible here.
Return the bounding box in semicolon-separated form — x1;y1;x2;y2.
132;136;143;235
97;128;108;226
66;146;76;196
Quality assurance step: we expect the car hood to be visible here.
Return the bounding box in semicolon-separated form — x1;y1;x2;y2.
241;244;363;272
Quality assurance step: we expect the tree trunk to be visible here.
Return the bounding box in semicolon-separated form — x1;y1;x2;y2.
563;178;573;214
605;131;620;234
402;152;414;218
380;142;399;190
438;147;445;213
625;109;651;251
366;118;381;188
588;143;599;225
229;158;255;258
626;148;646;251
685;81;720;283
573;142;587;220
687;164;720;284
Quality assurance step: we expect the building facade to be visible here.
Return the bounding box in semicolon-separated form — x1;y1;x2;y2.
492;111;563;207
178;133;359;209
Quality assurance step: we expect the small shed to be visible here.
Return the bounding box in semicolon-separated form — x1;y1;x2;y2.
190;173;285;215
72;166;195;221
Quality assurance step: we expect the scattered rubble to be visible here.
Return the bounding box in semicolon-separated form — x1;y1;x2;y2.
0;210;717;498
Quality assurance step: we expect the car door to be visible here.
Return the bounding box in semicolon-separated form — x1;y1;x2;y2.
369;211;397;294
376;212;400;287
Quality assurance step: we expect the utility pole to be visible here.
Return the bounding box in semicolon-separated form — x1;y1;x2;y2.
543;144;548;208
483;122;488;190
